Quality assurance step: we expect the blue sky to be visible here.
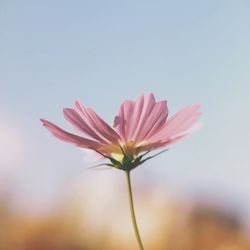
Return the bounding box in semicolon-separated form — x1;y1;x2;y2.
1;0;250;216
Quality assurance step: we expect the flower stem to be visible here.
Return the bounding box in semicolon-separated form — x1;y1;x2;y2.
125;171;144;250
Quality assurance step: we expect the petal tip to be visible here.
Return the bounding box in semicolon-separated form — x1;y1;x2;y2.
148;92;155;99
40;118;47;125
63;108;70;115
74;100;82;108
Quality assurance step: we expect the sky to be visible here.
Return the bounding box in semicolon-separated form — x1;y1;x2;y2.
1;0;250;217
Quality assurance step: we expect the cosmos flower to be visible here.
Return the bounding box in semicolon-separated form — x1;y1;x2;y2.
41;93;201;250
40;93;201;171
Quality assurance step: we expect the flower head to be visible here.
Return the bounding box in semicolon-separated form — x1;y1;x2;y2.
41;93;201;171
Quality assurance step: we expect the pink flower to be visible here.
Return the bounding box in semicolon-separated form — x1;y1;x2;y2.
41;93;201;171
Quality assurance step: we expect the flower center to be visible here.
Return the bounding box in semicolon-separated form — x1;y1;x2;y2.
103;141;138;163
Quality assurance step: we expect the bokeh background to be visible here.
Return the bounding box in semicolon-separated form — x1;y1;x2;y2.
1;1;250;249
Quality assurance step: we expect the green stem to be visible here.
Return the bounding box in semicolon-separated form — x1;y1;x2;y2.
125;171;144;250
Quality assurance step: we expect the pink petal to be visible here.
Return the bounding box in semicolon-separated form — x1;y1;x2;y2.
148;104;201;143
153;134;187;149
63;108;107;143
137;100;168;141
132;93;156;141
170;121;203;139
114;94;162;143
129;95;145;136
137;134;188;152
74;101;121;144
40;119;101;149
113;99;135;142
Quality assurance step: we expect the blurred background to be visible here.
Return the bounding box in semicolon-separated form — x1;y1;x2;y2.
1;0;250;249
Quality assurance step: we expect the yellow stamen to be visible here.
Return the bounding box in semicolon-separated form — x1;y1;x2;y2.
101;141;139;163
